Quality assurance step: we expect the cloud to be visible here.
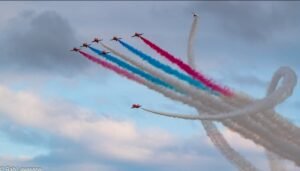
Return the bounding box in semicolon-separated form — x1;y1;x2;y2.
182;2;300;69
0;10;90;76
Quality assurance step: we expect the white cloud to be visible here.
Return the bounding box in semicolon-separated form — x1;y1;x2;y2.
0;84;217;169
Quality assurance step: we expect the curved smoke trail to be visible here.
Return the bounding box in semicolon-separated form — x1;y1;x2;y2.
140;66;300;165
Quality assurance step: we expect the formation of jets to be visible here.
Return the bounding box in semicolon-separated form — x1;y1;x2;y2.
70;33;142;52
71;13;197;109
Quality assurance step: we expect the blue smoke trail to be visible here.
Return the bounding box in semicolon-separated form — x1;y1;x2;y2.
88;46;176;91
118;40;215;94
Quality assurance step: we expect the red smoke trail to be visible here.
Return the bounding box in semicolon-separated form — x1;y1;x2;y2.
78;50;144;84
139;36;233;96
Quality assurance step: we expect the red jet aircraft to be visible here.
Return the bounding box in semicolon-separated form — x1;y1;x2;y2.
132;33;143;37
131;104;141;109
111;36;122;41
80;43;90;48
92;38;102;43
70;47;80;52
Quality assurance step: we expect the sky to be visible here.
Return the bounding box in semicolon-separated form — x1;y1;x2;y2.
0;1;299;171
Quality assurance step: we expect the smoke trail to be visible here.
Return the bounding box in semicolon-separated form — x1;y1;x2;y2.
100;42;259;171
194;67;300;166
118;40;214;94
185;14;300;151
187;14;198;68
226;72;300;147
186;16;261;170
78;50;144;84
138;36;233;96
187;15;263;170
88;46;176;91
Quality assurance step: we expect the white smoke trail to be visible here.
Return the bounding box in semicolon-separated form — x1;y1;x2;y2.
185;15;262;170
187;18;300;146
224;71;300;146
187;14;199;68
100;42;258;171
138;66;300;165
185;13;300;150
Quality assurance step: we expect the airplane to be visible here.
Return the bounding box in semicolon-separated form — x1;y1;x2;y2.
70;47;80;52
80;43;90;48
101;50;110;55
193;12;198;17
111;36;122;41
92;38;102;43
131;104;141;109
131;32;143;37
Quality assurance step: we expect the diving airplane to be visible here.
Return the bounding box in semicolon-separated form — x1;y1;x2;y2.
111;36;122;41
132;33;143;37
131;104;141;109
193;12;198;17
70;47;80;52
92;38;102;43
80;43;90;48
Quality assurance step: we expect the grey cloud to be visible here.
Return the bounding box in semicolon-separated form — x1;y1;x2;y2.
194;2;300;43
0;10;90;76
